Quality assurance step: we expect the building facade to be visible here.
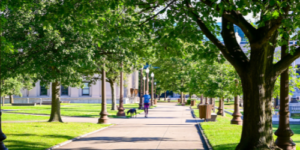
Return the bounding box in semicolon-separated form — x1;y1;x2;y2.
8;71;140;104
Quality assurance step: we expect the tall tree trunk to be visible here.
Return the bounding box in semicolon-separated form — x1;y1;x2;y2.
227;98;229;103
236;72;278;149
181;92;184;104
1;97;4;106
164;91;166;101
9;95;13;104
48;81;63;122
158;91;161;100
200;94;203;104
110;81;116;110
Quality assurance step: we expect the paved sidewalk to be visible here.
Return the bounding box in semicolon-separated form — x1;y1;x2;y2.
56;103;205;150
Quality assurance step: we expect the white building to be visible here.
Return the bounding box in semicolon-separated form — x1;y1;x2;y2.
7;71;140;104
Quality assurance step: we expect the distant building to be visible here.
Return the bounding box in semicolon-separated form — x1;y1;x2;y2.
7;71;140;104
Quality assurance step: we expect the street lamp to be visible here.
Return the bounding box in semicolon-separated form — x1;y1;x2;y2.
145;68;149;92
143;76;146;94
154;82;157;99
139;68;143;109
151;72;154;106
117;62;125;117
98;63;109;124
231;79;242;125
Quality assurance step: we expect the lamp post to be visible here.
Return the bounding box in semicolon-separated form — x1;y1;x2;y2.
145;68;149;92
98;63;109;124
143;76;146;94
139;68;143;109
275;26;296;149
231;79;242;125
0;84;7;150
117;62;125;117
154;82;157;99
151;72;154;106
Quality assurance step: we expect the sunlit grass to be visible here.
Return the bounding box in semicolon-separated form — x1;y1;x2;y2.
3;122;110;150
3;113;48;121
3;103;153;118
200;113;300;150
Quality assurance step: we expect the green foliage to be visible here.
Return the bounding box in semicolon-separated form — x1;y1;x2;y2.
1;76;34;97
186;99;191;105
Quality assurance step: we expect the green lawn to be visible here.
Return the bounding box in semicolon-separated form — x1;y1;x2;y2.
3;103;153;118
3;113;49;121
200;113;300;150
3;122;110;150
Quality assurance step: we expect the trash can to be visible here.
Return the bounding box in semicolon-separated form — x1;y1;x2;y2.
178;99;180;103
191;100;195;106
198;104;212;120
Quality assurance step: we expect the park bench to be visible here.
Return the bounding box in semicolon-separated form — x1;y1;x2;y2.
206;113;217;122
41;101;62;105
289;103;300;117
12;103;37;106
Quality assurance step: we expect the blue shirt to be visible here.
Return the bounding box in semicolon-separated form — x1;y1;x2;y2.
143;94;151;103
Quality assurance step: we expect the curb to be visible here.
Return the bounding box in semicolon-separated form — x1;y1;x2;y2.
46;124;114;150
190;107;213;150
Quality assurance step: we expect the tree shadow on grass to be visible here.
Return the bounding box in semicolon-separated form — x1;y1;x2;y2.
213;143;237;150
6;133;74;150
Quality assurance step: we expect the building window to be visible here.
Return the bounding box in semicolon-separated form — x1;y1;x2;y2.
82;83;90;96
40;86;47;95
61;86;68;96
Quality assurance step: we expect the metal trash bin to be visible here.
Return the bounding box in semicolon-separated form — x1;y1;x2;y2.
199;104;212;120
191;100;195;106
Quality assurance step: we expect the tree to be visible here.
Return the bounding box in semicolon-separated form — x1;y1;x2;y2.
2;1;98;122
127;0;300;148
152;57;193;103
0;76;34;104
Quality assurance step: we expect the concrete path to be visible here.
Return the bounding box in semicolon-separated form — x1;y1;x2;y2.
56;103;205;150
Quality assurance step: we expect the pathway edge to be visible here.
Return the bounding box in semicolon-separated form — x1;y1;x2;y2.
190;106;212;150
45;124;114;150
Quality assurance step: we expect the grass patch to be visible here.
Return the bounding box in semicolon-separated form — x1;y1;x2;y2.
3;103;150;118
3;113;49;121
291;113;300;119
3;122;110;150
200;114;300;150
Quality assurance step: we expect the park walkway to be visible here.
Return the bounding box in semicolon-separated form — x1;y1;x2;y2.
56;103;205;150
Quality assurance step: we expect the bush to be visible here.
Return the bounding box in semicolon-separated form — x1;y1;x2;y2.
186;99;191;105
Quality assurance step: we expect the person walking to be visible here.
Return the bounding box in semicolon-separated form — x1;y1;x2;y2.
143;91;151;118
